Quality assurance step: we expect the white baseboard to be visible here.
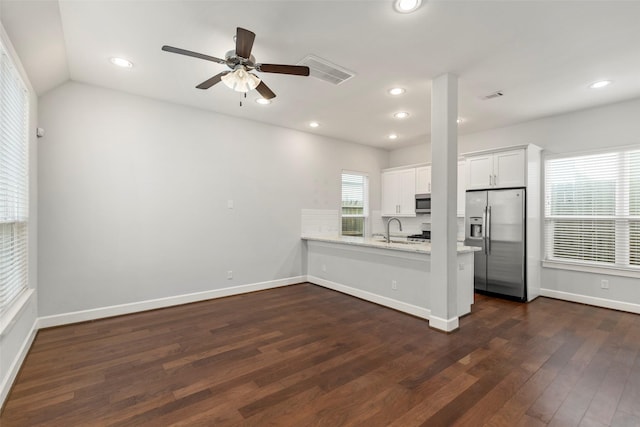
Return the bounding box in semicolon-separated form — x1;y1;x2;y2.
38;276;305;329
428;314;459;332
1;318;37;408
307;275;431;320
540;288;640;315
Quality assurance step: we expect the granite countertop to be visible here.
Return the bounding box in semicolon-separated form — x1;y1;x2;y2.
301;235;481;254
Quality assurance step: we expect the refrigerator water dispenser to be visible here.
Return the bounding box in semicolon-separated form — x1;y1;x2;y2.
469;217;483;238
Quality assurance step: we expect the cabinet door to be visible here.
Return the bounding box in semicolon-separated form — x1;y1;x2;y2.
399;168;416;216
416;166;431;194
494;149;525;188
381;171;400;216
466;154;493;190
457;160;466;216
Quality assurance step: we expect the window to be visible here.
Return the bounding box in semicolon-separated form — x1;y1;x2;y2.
341;172;368;237
0;42;29;314
544;148;640;270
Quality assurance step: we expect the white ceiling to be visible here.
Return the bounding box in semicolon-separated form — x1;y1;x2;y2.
3;0;640;149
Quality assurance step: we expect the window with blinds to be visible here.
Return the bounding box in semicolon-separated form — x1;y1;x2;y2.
0;43;29;314
544;148;640;270
341;172;368;237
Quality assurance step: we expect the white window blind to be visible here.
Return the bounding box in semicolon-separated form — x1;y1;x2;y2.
341;172;368;237
544;148;640;270
0;44;29;314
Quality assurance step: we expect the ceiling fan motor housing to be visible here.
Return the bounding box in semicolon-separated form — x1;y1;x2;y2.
225;50;256;70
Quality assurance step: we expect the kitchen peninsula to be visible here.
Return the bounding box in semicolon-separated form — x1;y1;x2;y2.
302;236;480;325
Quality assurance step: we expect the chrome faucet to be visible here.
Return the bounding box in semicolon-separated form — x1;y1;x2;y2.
386;217;403;243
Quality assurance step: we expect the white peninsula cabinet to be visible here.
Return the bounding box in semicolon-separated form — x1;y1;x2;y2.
466;149;525;190
382;168;416;217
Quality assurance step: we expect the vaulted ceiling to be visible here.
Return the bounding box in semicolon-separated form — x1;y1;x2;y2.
3;0;640;149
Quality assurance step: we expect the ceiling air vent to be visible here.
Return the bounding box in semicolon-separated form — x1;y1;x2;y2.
298;54;356;85
481;91;504;100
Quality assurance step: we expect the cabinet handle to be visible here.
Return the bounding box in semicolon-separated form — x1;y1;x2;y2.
494;174;497;186
428;183;431;192
489;175;492;186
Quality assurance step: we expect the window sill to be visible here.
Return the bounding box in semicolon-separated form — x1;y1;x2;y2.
542;260;640;279
0;289;34;337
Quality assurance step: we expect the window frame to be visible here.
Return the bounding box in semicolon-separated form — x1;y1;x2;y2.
0;38;30;317
543;146;640;277
340;170;369;237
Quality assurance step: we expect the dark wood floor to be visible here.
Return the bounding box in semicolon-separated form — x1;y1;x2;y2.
2;283;640;426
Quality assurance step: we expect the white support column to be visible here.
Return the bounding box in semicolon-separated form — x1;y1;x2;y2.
429;73;459;332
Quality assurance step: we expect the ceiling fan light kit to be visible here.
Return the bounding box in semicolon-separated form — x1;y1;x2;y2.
162;27;309;100
221;67;261;93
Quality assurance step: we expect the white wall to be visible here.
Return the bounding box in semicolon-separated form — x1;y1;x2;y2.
389;143;430;168
390;97;640;168
0;23;38;408
37;82;388;318
389;97;640;311
458;97;640;155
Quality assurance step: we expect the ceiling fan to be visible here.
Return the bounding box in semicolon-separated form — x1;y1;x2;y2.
162;27;310;100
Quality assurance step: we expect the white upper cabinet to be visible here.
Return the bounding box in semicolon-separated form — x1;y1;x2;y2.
466;154;493;189
466;149;525;190
416;166;431;194
381;169;416;217
493;150;526;188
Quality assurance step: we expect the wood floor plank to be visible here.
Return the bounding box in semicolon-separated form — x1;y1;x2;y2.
1;284;640;426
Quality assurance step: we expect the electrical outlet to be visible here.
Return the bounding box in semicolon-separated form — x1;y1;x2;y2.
322;264;327;272
601;279;609;289
227;200;234;209
391;280;398;290
458;263;464;271
227;270;233;279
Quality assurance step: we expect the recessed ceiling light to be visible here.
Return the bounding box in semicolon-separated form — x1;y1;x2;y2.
589;80;612;89
393;111;410;119
309;121;320;128
110;57;133;68
388;87;406;96
255;98;271;105
394;0;422;13
388;133;398;140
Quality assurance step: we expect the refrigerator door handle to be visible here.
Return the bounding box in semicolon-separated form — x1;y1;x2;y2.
482;206;488;254
487;205;492;254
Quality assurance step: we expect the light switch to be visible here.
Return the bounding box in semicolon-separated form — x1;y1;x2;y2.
227;200;234;209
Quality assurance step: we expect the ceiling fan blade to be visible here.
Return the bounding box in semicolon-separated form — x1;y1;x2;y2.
196;72;229;89
162;45;226;65
256;64;310;76
255;81;276;100
235;27;256;59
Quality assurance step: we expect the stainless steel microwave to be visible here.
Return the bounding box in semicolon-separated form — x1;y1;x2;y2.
415;193;431;214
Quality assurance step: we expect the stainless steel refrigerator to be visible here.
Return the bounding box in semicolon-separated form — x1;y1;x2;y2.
464;188;526;301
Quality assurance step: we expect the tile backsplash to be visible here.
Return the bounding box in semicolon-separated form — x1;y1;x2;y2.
301;209;339;236
374;212;465;241
302;209;465;241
